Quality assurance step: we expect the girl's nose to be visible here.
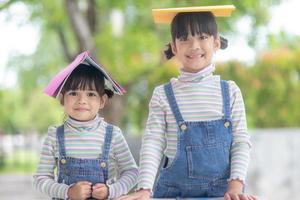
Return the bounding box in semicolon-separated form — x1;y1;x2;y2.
191;39;200;50
77;94;87;104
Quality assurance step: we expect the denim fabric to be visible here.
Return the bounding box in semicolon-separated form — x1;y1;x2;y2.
53;124;113;200
153;80;232;198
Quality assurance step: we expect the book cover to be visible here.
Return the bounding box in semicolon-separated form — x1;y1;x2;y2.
44;51;126;98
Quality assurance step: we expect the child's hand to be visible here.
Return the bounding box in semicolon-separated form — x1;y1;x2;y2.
224;192;257;200
224;180;257;200
67;181;92;200
116;189;151;200
92;183;109;200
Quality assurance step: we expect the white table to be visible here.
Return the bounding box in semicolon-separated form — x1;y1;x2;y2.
152;198;224;200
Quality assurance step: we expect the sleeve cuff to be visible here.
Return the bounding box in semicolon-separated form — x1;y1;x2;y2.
136;187;153;196
64;184;74;200
227;177;246;185
107;183;115;199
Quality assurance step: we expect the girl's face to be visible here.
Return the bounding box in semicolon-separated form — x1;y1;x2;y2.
61;87;107;122
171;32;220;73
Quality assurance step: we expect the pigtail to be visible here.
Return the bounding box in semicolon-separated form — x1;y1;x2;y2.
220;36;228;49
105;89;114;98
164;43;175;59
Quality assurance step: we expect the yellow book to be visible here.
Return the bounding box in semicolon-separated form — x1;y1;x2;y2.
152;5;235;24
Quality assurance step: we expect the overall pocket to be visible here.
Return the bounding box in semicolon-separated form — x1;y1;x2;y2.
186;142;230;180
153;182;180;198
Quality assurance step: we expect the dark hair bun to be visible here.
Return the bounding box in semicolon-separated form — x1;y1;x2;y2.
220;36;228;49
105;89;114;98
164;43;175;59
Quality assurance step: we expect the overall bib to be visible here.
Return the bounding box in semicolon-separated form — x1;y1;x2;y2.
153;80;233;198
54;124;113;200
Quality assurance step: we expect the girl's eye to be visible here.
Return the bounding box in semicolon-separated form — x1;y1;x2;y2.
179;37;188;41
87;92;98;97
68;91;77;96
199;35;208;40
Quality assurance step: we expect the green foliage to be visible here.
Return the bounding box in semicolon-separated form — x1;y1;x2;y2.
0;150;38;173
0;89;22;134
2;0;299;135
0;88;62;134
216;41;300;128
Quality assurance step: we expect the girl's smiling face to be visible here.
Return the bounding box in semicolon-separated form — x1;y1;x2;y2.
59;64;110;122
62;87;107;122
171;32;220;73
168;12;222;72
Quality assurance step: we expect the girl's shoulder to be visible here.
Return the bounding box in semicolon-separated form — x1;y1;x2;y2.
150;84;167;99
101;120;123;137
224;80;244;99
150;79;183;105
42;125;62;145
47;125;61;137
225;80;242;92
152;78;178;96
101;122;127;147
153;83;166;93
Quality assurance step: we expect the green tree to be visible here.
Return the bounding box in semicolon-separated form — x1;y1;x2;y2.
1;0;288;134
216;33;300;128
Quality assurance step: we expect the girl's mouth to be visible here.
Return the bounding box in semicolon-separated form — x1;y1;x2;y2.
75;108;89;112
186;53;204;59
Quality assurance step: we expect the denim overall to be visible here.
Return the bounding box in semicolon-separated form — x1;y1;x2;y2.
54;124;113;200
153;80;233;198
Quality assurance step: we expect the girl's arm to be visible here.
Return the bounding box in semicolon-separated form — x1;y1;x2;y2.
228;81;252;184
137;86;166;191
107;127;139;198
114;87;166;200
33;126;70;199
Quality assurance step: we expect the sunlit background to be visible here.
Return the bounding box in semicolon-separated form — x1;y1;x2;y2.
0;0;299;199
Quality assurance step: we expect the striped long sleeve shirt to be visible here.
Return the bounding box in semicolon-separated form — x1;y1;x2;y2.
33;115;138;199
137;65;251;190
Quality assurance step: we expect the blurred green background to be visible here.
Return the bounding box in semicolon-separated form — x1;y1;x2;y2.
0;0;300;200
0;1;299;198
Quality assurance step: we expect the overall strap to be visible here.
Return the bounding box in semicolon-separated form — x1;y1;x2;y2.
164;82;185;126
102;124;113;181
221;80;231;120
56;125;66;157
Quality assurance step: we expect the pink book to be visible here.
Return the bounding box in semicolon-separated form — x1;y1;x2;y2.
44;51;126;98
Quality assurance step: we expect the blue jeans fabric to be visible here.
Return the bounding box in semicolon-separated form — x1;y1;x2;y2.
54;124;113;200
153;80;232;198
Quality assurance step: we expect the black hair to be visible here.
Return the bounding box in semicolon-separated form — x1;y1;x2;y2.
60;64;114;98
164;12;228;59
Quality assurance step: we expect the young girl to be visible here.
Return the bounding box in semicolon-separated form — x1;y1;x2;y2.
119;5;256;200
33;61;138;199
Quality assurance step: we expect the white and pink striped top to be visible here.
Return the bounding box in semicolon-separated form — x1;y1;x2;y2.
137;64;252;190
33;115;138;199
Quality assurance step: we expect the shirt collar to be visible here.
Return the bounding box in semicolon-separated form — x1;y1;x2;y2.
178;64;215;83
65;114;102;131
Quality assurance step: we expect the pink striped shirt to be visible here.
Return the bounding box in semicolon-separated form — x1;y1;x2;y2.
33;115;138;199
138;64;251;190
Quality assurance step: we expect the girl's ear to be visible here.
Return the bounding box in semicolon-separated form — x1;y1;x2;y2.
59;93;64;105
99;94;108;109
171;42;177;55
214;36;221;51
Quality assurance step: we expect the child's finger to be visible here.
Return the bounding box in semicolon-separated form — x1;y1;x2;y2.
248;195;257;200
92;183;106;191
232;194;240;200
239;194;248;200
224;193;231;200
116;194;134;200
93;183;106;188
77;181;92;186
115;195;126;200
116;195;134;200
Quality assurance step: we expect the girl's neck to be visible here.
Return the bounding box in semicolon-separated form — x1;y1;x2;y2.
178;64;215;83
66;114;102;129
